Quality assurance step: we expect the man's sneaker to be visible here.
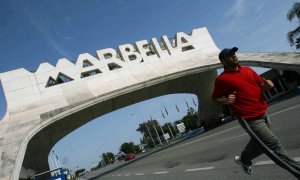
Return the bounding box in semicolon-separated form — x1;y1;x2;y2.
234;156;252;174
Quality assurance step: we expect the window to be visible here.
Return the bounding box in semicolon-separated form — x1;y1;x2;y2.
81;69;101;78
182;45;195;51
46;73;74;88
82;60;93;68
108;63;121;70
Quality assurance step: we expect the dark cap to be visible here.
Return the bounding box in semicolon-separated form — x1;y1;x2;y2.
218;47;238;60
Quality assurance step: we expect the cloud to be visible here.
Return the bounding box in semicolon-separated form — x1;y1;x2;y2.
225;0;245;18
31;19;71;58
8;2;72;59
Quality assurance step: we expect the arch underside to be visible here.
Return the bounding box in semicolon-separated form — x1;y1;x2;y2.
22;69;220;174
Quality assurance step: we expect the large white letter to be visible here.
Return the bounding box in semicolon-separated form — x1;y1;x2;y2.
119;44;143;64
96;48;125;71
161;35;181;56
151;37;170;58
135;40;158;62
175;32;195;52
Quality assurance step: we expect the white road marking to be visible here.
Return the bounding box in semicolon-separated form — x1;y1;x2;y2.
158;103;300;154
269;104;300;117
107;105;300;177
185;166;215;172
136;173;145;176
216;104;300;143
254;160;274;166
159;125;240;153
218;133;247;143
254;157;300;166
153;171;169;174
294;157;300;161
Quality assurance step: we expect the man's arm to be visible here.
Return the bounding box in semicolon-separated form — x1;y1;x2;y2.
249;67;273;91
261;79;274;91
212;91;236;105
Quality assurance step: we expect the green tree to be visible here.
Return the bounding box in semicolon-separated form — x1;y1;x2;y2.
181;107;198;131
134;144;142;154
101;152;114;164
140;136;155;148
287;2;300;50
174;119;183;125
161;122;177;138
136;119;163;145
147;138;155;148
120;142;135;154
75;168;85;176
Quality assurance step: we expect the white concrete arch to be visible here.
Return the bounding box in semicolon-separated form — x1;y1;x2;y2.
0;27;300;179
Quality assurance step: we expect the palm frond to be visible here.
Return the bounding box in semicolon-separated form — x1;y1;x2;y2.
287;26;300;45
287;2;300;22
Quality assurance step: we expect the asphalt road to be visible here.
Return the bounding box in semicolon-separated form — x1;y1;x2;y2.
93;95;300;180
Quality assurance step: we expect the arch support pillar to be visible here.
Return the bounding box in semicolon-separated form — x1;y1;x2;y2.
195;70;222;125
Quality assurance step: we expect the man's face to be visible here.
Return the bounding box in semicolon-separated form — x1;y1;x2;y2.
221;52;238;68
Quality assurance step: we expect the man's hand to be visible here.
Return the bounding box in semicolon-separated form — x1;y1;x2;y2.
261;78;274;91
225;91;236;104
213;91;236;105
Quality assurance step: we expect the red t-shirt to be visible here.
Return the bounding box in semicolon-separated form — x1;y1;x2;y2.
212;65;267;119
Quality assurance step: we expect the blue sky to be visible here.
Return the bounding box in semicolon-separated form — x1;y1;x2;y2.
0;0;298;171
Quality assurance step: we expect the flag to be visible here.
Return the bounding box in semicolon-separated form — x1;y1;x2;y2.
185;100;190;108
161;110;165;119
164;106;168;115
175;104;180;112
192;98;197;106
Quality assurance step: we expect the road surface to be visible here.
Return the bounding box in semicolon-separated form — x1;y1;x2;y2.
91;95;300;180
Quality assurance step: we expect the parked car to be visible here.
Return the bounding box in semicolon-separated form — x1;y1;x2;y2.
115;151;126;161
124;153;135;161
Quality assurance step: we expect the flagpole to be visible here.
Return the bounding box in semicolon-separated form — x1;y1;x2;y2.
52;150;60;170
158;120;168;143
175;104;180;113
144;122;156;147
49;157;55;176
54;155;59;169
49;156;54;170
167;122;175;139
150;119;162;146
185;99;190;109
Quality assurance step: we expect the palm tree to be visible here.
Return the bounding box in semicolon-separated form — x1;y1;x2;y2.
287;2;300;50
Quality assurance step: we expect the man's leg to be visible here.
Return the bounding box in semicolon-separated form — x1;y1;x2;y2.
234;138;264;174
240;138;264;166
240;117;300;178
